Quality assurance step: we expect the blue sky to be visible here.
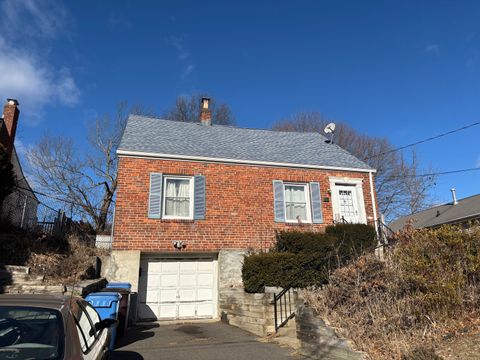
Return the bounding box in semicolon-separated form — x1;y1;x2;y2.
1;0;479;204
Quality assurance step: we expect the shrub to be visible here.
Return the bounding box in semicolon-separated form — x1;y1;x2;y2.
393;225;480;314
275;231;337;254
242;251;331;293
243;224;377;293
325;223;377;256
301;225;480;360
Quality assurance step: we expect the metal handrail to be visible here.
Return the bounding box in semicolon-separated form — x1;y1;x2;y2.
273;287;295;332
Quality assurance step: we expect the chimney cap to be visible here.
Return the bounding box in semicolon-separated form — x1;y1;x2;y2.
6;99;19;106
201;97;210;109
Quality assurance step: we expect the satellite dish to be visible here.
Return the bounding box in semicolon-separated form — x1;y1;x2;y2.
324;123;336;144
324;122;336;134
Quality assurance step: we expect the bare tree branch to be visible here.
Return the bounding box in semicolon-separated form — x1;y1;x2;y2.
163;93;235;125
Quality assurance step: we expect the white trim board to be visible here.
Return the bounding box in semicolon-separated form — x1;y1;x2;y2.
117;150;376;174
329;176;368;224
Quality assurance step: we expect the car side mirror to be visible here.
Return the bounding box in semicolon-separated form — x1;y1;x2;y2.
94;318;118;333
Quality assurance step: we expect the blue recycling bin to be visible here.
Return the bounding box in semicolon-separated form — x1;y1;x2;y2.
106;282;132;291
102;282;132;336
85;292;121;350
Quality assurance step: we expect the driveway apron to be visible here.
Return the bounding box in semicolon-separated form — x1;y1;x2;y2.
111;322;304;360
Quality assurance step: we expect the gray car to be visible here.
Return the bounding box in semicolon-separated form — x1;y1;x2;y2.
0;294;116;360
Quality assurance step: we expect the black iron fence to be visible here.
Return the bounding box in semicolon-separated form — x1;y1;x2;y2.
273;287;296;332
0;186;75;237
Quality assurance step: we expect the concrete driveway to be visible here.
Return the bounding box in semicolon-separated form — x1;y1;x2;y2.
111;322;304;360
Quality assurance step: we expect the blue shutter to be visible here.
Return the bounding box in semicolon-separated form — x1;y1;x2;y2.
194;175;206;220
310;182;323;224
148;173;163;219
273;180;285;222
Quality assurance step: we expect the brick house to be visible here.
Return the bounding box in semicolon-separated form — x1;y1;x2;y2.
110;98;378;321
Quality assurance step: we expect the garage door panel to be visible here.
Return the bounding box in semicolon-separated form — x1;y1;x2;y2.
197;261;213;271
178;288;196;301
145;289;159;303
161;262;178;272
197;288;213;301
179;274;196;286
197;303;214;317
179;262;196;271
161;274;178;287
147;273;160;284
197;273;213;286
148;262;163;272
159;289;177;302
159;304;176;319
178;304;195;318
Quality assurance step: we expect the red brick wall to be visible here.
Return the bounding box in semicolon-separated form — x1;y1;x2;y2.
113;157;377;252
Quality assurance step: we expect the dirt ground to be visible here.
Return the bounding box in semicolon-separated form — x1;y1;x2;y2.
435;329;480;359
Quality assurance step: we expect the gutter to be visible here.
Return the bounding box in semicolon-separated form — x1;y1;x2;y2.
117;149;376;174
369;172;379;235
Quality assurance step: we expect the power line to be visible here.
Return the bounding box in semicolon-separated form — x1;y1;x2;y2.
364;120;480;161
388;166;480;179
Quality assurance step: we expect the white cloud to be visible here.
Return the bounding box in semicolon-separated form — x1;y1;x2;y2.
425;44;440;54
0;0;79;123
166;36;196;80
476;156;480;167
181;64;196;79
0;0;68;40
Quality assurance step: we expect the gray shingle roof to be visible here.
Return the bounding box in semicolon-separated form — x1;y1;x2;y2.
389;194;480;231
118;115;374;171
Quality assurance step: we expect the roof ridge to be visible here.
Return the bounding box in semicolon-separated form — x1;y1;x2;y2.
128;114;328;138
393;193;480;219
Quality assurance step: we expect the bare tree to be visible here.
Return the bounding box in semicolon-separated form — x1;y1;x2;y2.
27;102;130;232
273;112;436;221
163;93;234;125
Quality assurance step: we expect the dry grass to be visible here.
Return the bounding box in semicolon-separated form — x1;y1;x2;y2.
301;225;480;360
0;229;106;284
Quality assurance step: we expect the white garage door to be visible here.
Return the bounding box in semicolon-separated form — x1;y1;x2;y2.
138;258;217;320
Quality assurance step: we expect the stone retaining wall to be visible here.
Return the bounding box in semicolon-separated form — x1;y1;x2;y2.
295;301;364;360
219;288;276;337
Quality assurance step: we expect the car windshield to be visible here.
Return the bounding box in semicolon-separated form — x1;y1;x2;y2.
0;306;63;360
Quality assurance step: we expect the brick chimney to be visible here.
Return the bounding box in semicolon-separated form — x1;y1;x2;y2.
1;99;19;158
200;97;211;126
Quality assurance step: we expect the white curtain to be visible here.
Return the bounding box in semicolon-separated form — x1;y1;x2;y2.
165;179;190;217
285;185;307;221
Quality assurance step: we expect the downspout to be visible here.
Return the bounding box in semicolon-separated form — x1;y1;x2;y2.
368;171;378;235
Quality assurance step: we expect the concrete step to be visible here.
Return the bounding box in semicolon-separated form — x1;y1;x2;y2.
271;319;299;350
1;265;30;274
0;273;44;285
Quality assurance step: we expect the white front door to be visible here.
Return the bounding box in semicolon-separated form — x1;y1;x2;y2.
335;185;361;223
138;258;217;320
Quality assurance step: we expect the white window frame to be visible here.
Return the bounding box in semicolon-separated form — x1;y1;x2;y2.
162;175;194;220
283;182;312;223
329;176;367;224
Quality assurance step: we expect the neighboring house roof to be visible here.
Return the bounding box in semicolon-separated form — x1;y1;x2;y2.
118;115;374;172
10;146;39;203
389;194;480;231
